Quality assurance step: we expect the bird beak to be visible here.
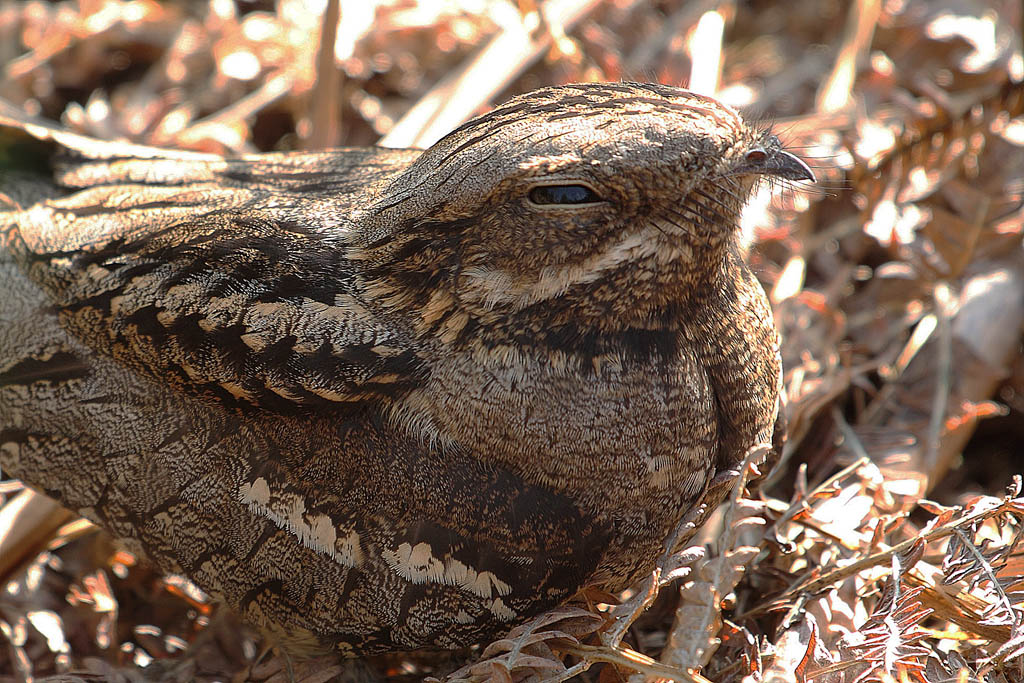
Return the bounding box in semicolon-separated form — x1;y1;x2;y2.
731;147;816;182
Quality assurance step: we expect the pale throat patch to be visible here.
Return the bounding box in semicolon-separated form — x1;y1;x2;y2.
459;224;693;310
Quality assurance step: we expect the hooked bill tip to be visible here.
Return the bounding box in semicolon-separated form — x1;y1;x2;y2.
773;149;816;182
734;147;816;183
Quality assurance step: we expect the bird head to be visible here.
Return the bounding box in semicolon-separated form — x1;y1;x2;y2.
354;83;813;328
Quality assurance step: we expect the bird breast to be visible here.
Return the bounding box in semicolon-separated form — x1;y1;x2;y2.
393;338;721;523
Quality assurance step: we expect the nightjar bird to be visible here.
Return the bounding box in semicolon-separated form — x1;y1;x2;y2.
0;82;813;656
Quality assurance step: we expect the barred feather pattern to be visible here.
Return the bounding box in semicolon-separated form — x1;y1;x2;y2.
0;83;810;655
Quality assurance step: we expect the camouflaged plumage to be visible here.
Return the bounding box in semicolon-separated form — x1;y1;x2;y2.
0;82;811;655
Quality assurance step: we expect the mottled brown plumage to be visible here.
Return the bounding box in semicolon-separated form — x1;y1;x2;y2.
0;83;812;656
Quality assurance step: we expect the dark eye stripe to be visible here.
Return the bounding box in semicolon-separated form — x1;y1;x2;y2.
528;184;602;206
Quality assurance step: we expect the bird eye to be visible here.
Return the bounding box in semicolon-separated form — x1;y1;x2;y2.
528;184;603;206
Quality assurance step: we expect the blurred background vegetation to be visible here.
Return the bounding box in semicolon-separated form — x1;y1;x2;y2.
0;1;1023;681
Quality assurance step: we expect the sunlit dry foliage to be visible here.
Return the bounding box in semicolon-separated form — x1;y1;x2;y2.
1;0;1023;680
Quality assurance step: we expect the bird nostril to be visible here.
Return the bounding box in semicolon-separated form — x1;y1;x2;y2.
745;149;767;162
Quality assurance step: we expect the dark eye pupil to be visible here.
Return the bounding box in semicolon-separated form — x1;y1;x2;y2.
529;185;601;205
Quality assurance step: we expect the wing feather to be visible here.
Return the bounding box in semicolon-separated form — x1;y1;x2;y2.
2;115;426;411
